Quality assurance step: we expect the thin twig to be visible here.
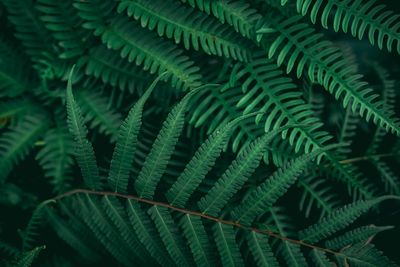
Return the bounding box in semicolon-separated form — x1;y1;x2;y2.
52;189;342;256
339;152;399;164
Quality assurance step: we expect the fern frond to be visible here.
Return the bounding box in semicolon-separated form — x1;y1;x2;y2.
79;45;153;93
336;243;397;267
108;75;162;193
36;0;88;59
75;88;122;140
257;14;400;136
118;0;254;61
268;207;308;267
231;147;330;225
135;89;195;199
179;0;261;38
180;214;214;267
310;249;333;267
45;207;101;263
297;174;341;218
66;69;101;190
36;122;74;193
299;195;400;243
325;224;394;250
246;231;279;267
1;0;58;72
296;0;400;54
126;199;175;266
0;40;33;97
76;194;140;266
198;128;286;216
20;200;55;251
0;99;39;125
12;246;45;267
101;196;156;265
0;114;49;182
212;222;244;267
167;114;254;207
148;206;194;266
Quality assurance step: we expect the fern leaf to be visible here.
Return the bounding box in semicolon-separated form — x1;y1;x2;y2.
36;0;88;58
80;45;153;93
232;147;331;225
125;199;175;266
135;89;195;199
325;225;394;250
45;207;101;263
36;123;74;193
13;246;45;267
101;196;156;265
179;0;261;38
257;14;400;136
299;195;400;243
167;114;254;207
296;0;400;54
269;207;308;267
118;0;253;61
246;231;279;267
75;88;122;140
148;206;194;266
108;75;163;193
336;243;397;267
66;68;101;190
198;127;287;216
310;249;333;267
212;222;244;267
0;114;49;182
180;214;214;267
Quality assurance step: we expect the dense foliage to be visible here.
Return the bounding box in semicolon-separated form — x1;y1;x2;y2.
1;0;400;266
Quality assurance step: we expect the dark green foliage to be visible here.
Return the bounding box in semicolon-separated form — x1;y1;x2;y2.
1;0;400;266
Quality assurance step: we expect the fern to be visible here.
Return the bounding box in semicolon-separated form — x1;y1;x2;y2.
293;0;400;54
66;68;101;190
118;0;254;61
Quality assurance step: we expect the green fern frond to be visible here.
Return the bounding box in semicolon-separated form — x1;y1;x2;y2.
299;195;400;243
180;214;214;267
118;0;254;61
246;231;279;267
36;123;75;193
108;74;162;193
297;174;341;218
295;0;400;54
20;200;55;251
325;224;394;250
0;114;49;182
12;246;45;267
148;206;194;266
126;199;175;266
75;88;122;140
231;147;331;225
336;243;397;267
36;0;88;59
66;68;101;190
101;196;156;264
135;89;195;199
167;114;255;207
198;127;287;216
0;99;39;124
212;222;244;267
79;45;153;93
179;0;262;38
0;40;33;97
257;14;400;136
310;249;333;267
268;207;308;267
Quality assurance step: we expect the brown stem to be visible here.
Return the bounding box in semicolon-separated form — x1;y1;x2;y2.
53;189;342;256
339;152;399;164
